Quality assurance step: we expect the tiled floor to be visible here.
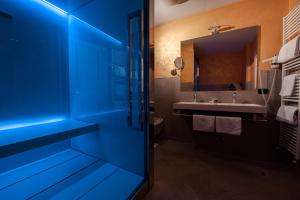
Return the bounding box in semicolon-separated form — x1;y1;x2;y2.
144;140;300;200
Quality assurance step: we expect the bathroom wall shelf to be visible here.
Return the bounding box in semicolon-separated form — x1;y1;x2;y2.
0;149;143;199
0;119;98;157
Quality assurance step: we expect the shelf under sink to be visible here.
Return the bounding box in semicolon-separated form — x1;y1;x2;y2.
173;101;267;114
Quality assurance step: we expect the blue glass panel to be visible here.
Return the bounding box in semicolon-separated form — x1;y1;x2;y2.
68;15;127;117
0;0;69;122
68;0;146;177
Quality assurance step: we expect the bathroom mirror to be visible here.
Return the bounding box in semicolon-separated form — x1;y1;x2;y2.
174;57;184;70
180;26;260;91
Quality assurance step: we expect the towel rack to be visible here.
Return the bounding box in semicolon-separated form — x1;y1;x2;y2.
280;58;300;160
280;3;300;160
172;112;266;122
172;112;193;117
283;2;300;44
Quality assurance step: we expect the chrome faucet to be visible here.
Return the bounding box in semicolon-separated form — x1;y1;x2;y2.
210;98;218;103
232;92;237;104
193;92;197;102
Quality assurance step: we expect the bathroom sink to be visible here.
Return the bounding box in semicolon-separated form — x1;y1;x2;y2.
173;102;267;114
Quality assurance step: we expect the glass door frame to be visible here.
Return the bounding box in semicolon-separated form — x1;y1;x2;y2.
129;0;153;199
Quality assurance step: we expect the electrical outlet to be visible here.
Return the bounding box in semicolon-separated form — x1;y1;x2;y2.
258;88;269;94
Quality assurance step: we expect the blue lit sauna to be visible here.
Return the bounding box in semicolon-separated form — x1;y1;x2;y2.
0;0;150;199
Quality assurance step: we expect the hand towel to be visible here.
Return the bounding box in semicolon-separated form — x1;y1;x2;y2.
279;74;297;97
276;105;298;125
278;36;300;63
216;116;242;136
193;115;215;132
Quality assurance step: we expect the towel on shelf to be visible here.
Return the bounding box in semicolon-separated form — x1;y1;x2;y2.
279;74;297;97
193;115;215;132
276;105;298;125
278;35;300;63
216;116;242;136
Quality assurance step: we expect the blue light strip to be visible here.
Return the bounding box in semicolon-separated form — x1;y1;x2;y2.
33;0;67;17
77;108;128;119
69;15;123;46
33;0;123;46
0;117;66;131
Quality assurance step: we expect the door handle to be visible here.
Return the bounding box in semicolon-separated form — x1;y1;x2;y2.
128;10;144;130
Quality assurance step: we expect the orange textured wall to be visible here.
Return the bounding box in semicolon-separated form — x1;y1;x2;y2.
181;43;194;83
244;39;258;85
155;0;289;78
199;51;244;85
289;0;299;10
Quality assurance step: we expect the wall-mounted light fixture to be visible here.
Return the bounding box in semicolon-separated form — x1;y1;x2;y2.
170;57;184;76
208;25;235;35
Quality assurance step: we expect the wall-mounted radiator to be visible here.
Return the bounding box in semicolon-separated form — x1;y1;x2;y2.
280;3;300;160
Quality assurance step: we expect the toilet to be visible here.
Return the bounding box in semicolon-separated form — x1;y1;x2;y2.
150;112;164;138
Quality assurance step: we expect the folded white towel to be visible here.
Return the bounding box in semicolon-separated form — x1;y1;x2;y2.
216;116;242;136
276;105;298;125
278;36;300;63
193;115;215;132
280;74;296;97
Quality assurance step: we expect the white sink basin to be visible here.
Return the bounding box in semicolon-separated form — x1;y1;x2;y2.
173;102;267;114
